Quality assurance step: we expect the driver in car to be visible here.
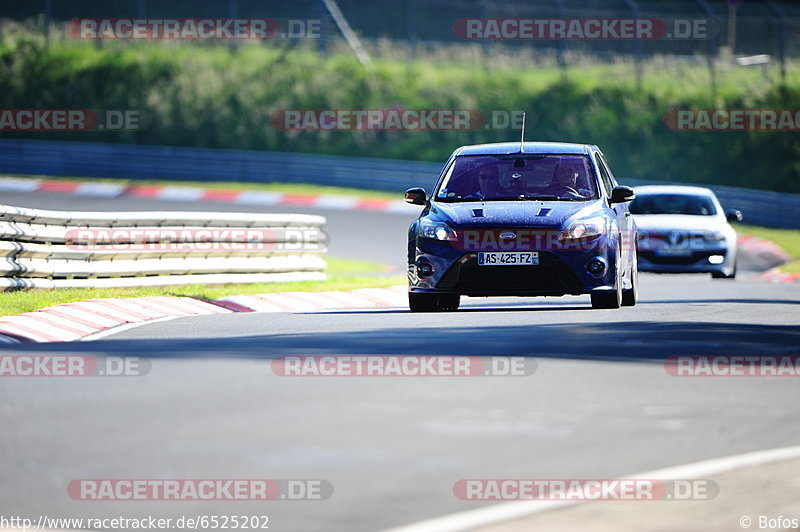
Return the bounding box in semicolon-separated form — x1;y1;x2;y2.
547;163;592;198
470;165;506;199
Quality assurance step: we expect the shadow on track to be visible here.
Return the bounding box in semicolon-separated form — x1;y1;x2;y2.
4;321;799;364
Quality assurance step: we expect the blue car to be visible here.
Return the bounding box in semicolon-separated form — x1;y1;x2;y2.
405;142;638;312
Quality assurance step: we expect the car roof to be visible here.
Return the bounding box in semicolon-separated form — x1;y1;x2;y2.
633;185;716;197
455;142;592;156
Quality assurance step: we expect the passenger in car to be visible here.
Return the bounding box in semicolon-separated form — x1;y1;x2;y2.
548;162;592;198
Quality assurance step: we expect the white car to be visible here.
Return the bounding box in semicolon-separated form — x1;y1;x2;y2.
630;185;741;279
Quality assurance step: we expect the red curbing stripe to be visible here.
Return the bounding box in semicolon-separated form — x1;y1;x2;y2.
0;286;413;343
279;194;318;206
138;296;229;315
354;198;392;211
758;270;800;283
0;319;65;342
45;308;123;328
169;297;232;314
208;299;255;312
24;312;96;337
249;294;302;311
19;178;410;213
62;302;137;324
40;180;81;192
125;185;165;198
137;296;200;316
201;189;243;202
88;300;154;320
125;298;184;316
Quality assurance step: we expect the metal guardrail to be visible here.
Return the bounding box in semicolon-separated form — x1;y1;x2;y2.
0;138;441;192
0;203;328;291
0;138;798;229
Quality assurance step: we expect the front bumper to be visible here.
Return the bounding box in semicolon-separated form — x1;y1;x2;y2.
408;238;620;297
638;248;731;274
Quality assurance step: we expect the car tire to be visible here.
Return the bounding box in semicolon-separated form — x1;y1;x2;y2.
592;252;623;309
591;288;621;309
711;260;737;279
591;264;622;309
621;252;638;307
409;293;460;312
409;292;438;312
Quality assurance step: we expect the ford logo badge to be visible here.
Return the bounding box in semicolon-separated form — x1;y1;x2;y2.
499;232;517;239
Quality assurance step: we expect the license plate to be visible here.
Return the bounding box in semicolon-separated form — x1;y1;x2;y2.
478;252;538;266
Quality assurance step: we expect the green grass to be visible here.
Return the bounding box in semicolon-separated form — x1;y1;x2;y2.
7;174;401;200
735;223;800;273
0;256;406;316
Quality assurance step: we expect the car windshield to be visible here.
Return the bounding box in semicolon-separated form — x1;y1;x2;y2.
436;154;599;201
630;194;717;216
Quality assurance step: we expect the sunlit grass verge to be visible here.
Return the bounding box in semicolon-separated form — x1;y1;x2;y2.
735;224;800;273
5;174;401;200
0;256;406;317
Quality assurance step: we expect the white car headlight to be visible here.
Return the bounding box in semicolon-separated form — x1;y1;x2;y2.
419;219;458;241
559;217;606;241
704;230;725;242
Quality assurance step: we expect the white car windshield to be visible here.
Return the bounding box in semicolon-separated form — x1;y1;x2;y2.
631;194;717;216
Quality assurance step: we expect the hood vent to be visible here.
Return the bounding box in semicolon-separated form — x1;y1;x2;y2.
472;209;484;217
537;208;552;217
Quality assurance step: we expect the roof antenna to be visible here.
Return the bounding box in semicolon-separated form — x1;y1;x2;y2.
519;112;526;153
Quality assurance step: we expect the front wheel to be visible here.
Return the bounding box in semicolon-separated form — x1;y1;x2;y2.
711;260;737;279
438;294;460;311
409;292;437;312
592;255;623;309
621;252;638;307
591;288;621;309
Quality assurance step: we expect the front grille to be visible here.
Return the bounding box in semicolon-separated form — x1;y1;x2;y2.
438;253;583;293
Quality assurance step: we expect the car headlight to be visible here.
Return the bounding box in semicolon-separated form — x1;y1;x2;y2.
704;230;725;242
419;219;458;241
559;217;606;241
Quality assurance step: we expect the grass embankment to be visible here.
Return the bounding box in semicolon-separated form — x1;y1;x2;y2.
736;224;800;273
0;256;406;316
0;21;799;192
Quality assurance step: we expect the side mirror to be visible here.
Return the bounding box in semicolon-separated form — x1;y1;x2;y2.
405;187;427;206
610;186;635;204
726;209;743;223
